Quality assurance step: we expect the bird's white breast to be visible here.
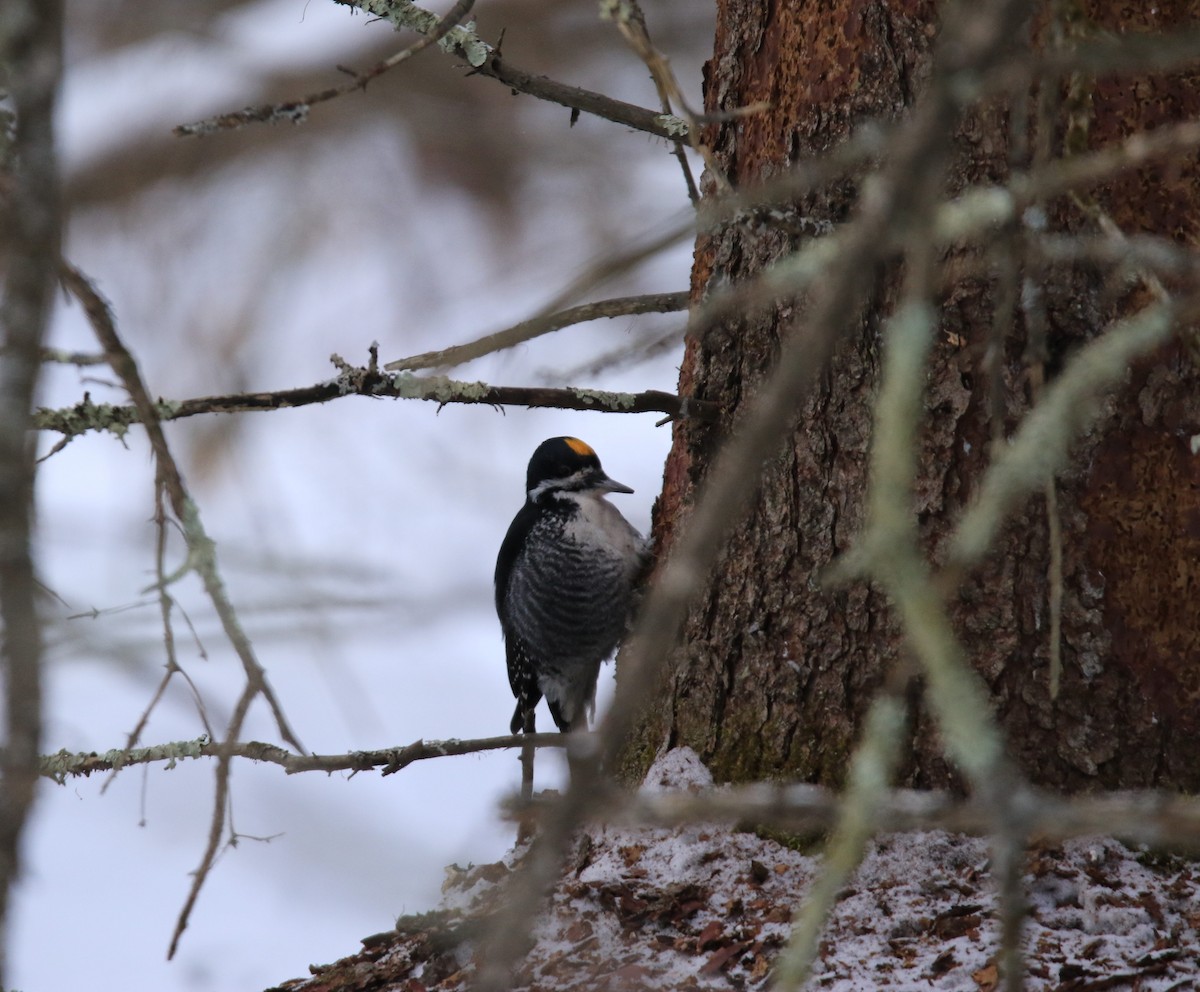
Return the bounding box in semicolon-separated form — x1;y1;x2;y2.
559;491;645;562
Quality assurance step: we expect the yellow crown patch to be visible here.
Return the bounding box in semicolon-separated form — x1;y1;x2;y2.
565;437;595;457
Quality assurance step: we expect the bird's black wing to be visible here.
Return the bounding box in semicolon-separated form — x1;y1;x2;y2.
506;637;542;733
496;500;544;733
494;499;538;618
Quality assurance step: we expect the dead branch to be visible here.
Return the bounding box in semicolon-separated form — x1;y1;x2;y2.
34;363;717;442
385;291;689;372
41;733;568;781
175;0;477;136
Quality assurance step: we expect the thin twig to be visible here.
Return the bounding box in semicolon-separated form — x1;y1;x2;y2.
331;0;689;141
100;481;214;795
60;265;303;751
167;680;256;959
1045;472;1064;698
59;263;307;958
40;733;569;781
174;0;477;136
601;0;704;202
384;291;688;372
553;324;683;382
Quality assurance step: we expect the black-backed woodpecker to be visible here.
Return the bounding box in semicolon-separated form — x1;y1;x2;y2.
494;436;647;736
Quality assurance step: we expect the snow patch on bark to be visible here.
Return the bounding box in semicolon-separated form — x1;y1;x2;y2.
639;746;715;793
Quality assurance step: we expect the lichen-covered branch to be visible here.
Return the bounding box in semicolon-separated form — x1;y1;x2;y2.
41;733;568;782
686;116;1200;349
34;361;716;441
330;0;687;140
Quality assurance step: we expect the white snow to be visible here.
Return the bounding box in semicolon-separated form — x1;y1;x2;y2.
290;749;1200;991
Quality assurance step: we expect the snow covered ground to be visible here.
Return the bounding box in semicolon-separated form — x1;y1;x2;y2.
276;749;1200;991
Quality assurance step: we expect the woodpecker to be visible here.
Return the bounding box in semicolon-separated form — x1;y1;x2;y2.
495;436;647;737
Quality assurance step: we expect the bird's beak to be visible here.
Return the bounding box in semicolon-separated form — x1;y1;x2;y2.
596;473;634;495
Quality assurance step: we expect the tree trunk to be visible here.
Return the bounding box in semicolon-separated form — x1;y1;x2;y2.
622;0;1200;792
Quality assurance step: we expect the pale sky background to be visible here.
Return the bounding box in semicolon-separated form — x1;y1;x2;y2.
15;1;709;989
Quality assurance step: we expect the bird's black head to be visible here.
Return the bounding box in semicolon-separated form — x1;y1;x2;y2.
525;436;633;502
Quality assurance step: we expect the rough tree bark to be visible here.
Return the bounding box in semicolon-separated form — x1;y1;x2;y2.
621;0;1200;792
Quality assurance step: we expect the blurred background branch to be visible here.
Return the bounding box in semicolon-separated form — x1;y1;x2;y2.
0;1;62;984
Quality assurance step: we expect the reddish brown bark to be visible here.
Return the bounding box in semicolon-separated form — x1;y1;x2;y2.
626;0;1200;791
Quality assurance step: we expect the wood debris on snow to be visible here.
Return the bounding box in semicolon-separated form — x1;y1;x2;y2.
269;748;1200;992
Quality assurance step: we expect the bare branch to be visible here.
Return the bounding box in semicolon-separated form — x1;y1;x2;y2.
331;0;688;141
600;0;704;202
47;735;1200;851
60;265;303;752
41;733;568;781
1009;24;1200;87
385;291;689;372
59;264;310;958
174;0;477;136
474;54;688;141
35;361;717;441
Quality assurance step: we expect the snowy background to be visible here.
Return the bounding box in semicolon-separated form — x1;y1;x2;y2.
17;1;709;989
